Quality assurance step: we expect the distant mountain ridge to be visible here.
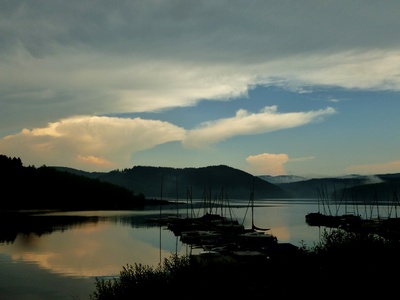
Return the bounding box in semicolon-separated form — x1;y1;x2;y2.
54;165;400;201
269;173;400;200
76;165;293;200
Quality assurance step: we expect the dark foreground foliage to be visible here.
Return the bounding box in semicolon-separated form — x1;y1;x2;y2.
90;229;400;299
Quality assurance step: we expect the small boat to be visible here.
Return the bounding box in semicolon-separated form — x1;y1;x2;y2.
167;213;242;236
305;212;341;227
235;230;278;248
180;230;222;244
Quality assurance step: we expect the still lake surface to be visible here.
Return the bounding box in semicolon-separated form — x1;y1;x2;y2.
1;198;363;300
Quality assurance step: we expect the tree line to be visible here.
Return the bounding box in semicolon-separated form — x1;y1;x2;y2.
0;154;147;211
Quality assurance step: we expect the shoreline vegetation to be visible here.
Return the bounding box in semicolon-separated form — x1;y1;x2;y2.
90;228;400;299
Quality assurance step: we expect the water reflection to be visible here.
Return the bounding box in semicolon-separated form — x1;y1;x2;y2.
0;212;101;244
1;213;180;277
0;253;96;300
0;201;322;300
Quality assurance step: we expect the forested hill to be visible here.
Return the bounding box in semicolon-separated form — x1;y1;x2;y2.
49;164;400;201
3;153;399;207
59;165;294;200
0;155;146;210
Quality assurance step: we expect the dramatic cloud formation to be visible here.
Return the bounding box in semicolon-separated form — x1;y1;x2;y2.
0;116;185;171
1;105;334;171
1;1;399;176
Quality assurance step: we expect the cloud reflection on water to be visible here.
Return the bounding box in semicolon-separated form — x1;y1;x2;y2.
2;220;172;277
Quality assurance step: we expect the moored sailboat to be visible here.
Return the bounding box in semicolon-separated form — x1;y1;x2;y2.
233;181;278;249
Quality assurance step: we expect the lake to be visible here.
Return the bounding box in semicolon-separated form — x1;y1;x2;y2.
0;198;344;299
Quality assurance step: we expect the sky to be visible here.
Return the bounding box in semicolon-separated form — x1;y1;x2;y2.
1;0;400;178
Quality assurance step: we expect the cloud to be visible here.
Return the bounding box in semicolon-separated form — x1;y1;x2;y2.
276;50;400;91
0;116;186;171
345;161;400;175
1;1;400;136
183;106;336;148
2;2;400;176
0;105;334;172
246;153;289;176
77;155;114;168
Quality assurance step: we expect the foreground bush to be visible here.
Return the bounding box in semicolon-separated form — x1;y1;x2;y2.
90;229;400;299
90;252;277;299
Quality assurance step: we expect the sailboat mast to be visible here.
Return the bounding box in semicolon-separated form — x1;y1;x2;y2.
251;176;255;229
159;174;163;265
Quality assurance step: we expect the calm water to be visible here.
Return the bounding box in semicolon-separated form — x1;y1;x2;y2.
0;199;330;300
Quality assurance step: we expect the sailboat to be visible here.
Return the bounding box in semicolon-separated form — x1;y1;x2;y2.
234;179;278;248
167;186;245;237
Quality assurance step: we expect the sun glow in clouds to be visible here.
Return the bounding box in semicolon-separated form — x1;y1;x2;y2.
0;106;335;172
246;153;289;176
0;116;186;171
